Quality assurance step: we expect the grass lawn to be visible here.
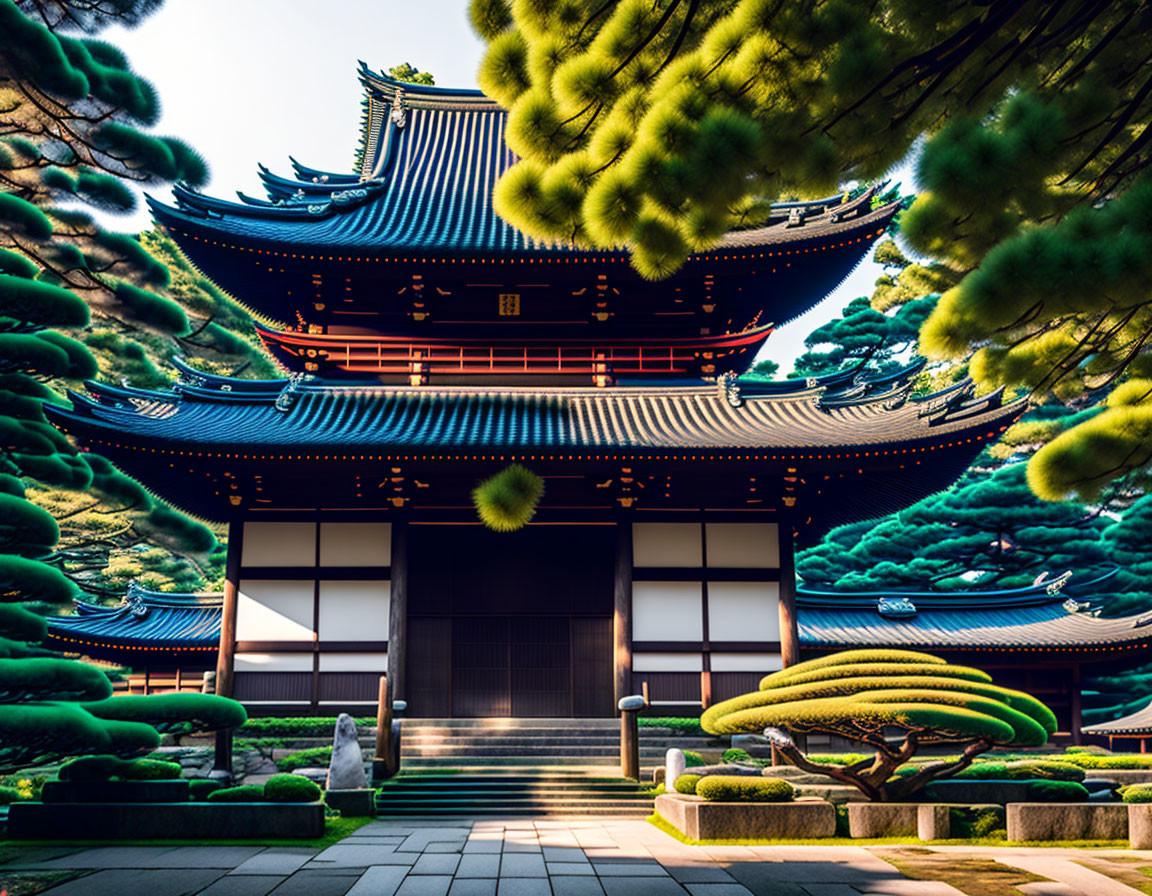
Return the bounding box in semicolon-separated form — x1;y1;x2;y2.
0;815;373;855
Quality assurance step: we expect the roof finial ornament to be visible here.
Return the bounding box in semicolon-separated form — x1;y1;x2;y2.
718;371;743;408
390;89;407;129
274;372;307;413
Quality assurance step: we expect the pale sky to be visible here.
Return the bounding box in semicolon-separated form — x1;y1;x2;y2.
101;0;901;375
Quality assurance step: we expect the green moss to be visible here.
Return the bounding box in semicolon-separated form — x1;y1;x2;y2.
695;776;794;802
206;785;264;803
264;773;322;803
277;746;333;772
683;751;704;767
674;774;702;795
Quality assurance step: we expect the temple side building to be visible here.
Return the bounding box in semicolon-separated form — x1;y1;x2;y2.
48;69;1024;719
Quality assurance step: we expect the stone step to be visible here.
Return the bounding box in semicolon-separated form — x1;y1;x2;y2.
401;757;621;768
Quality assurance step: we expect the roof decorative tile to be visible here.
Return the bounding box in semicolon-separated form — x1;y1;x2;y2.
46;584;221;653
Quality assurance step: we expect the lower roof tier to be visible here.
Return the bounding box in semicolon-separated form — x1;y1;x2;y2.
46;367;1025;532
46;576;1151;663
256;321;773;382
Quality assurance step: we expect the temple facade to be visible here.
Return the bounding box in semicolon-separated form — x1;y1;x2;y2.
47;69;1025;718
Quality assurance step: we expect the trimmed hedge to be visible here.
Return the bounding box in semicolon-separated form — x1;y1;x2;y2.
188;780;222;801
239;716;373;738
59;755;180;782
674;774;702;795
277;746;332;772
206;785;264;803
695;776;794;803
683;751;704;767
118;759;183;780
722;748;751;763
951;760;1085;782
264;774;321;803
1123;784;1152;804
1025;780;1091;802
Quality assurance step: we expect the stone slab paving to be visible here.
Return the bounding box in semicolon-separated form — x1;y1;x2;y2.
7;819;1152;895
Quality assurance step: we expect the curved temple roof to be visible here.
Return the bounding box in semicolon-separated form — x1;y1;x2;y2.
46;584;221;656
148;67;902;256
798;575;1152;655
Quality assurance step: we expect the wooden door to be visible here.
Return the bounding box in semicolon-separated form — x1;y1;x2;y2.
406;617;451;717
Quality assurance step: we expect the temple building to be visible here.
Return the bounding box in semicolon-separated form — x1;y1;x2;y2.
47;69;1025;719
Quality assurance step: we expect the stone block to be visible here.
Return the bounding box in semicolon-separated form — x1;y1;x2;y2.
8;801;325;840
847;803;920;838
1129;803;1152;849
1006;802;1128;842
917;805;951;841
324;788;376;817
655;793;835;840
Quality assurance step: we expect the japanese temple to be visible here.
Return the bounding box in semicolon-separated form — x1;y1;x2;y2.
47;68;1028;719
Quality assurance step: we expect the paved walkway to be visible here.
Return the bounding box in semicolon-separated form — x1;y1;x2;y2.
4;819;1149;896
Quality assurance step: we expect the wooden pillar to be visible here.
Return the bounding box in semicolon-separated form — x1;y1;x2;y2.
777;518;801;668
214;517;242;774
215;517;242;699
613;519;633;711
1070;663;1083;745
386;519;408;708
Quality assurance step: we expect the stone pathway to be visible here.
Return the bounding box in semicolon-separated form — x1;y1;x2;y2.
4;819;1150;896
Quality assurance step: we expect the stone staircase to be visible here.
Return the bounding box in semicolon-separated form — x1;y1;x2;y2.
376;769;654;817
374;718;716;817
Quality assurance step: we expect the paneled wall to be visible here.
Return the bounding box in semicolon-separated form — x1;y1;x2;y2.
233;521;391;707
631;521;783;707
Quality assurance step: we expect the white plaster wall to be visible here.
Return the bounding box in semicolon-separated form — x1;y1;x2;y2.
241;522;316;567
317;580;390;641
705;523;780;568
318;652;387;672
236;580;314;641
235;652;313;672
320;522;392;567
633;582;703;641
707;582;781;642
632;523;702;567
633;652;703;672
710;652;784;672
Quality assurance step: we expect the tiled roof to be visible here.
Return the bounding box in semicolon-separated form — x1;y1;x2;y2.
46;585;221;653
147;67;901;256
1084;701;1152;736
797;580;1152;653
47;368;1023;454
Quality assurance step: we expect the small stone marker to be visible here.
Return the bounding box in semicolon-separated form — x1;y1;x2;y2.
666;748;686;793
326;713;367;790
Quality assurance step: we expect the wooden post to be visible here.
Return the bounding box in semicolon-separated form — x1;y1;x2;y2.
613;519;633;711
1070;663;1083;745
214;517;242;775
777;518;801;668
619;696;643;780
373;674;394;782
386;520;408;708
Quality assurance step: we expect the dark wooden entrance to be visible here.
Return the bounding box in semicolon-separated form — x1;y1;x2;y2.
405;525;615;717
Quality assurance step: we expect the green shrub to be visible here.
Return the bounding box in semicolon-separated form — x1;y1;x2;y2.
1024;780;1090;802
674;774;702;795
188;779;222;801
952;760;1084;782
239;716;373;738
807;753;873;766
722;748;751;764
1123;785;1152;804
206;785;265;803
0;785;26;804
835;804;850;836
276;746;333;772
264;773;322;803
696;776;794;802
119;759;182;780
683;751;704;767
639;717;705;734
949;806;1006;839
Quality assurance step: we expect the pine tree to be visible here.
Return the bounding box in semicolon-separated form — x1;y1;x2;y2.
798;464;1109;593
469;0;1152;496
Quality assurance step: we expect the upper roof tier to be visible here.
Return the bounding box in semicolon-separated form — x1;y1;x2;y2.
148;66;899;266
